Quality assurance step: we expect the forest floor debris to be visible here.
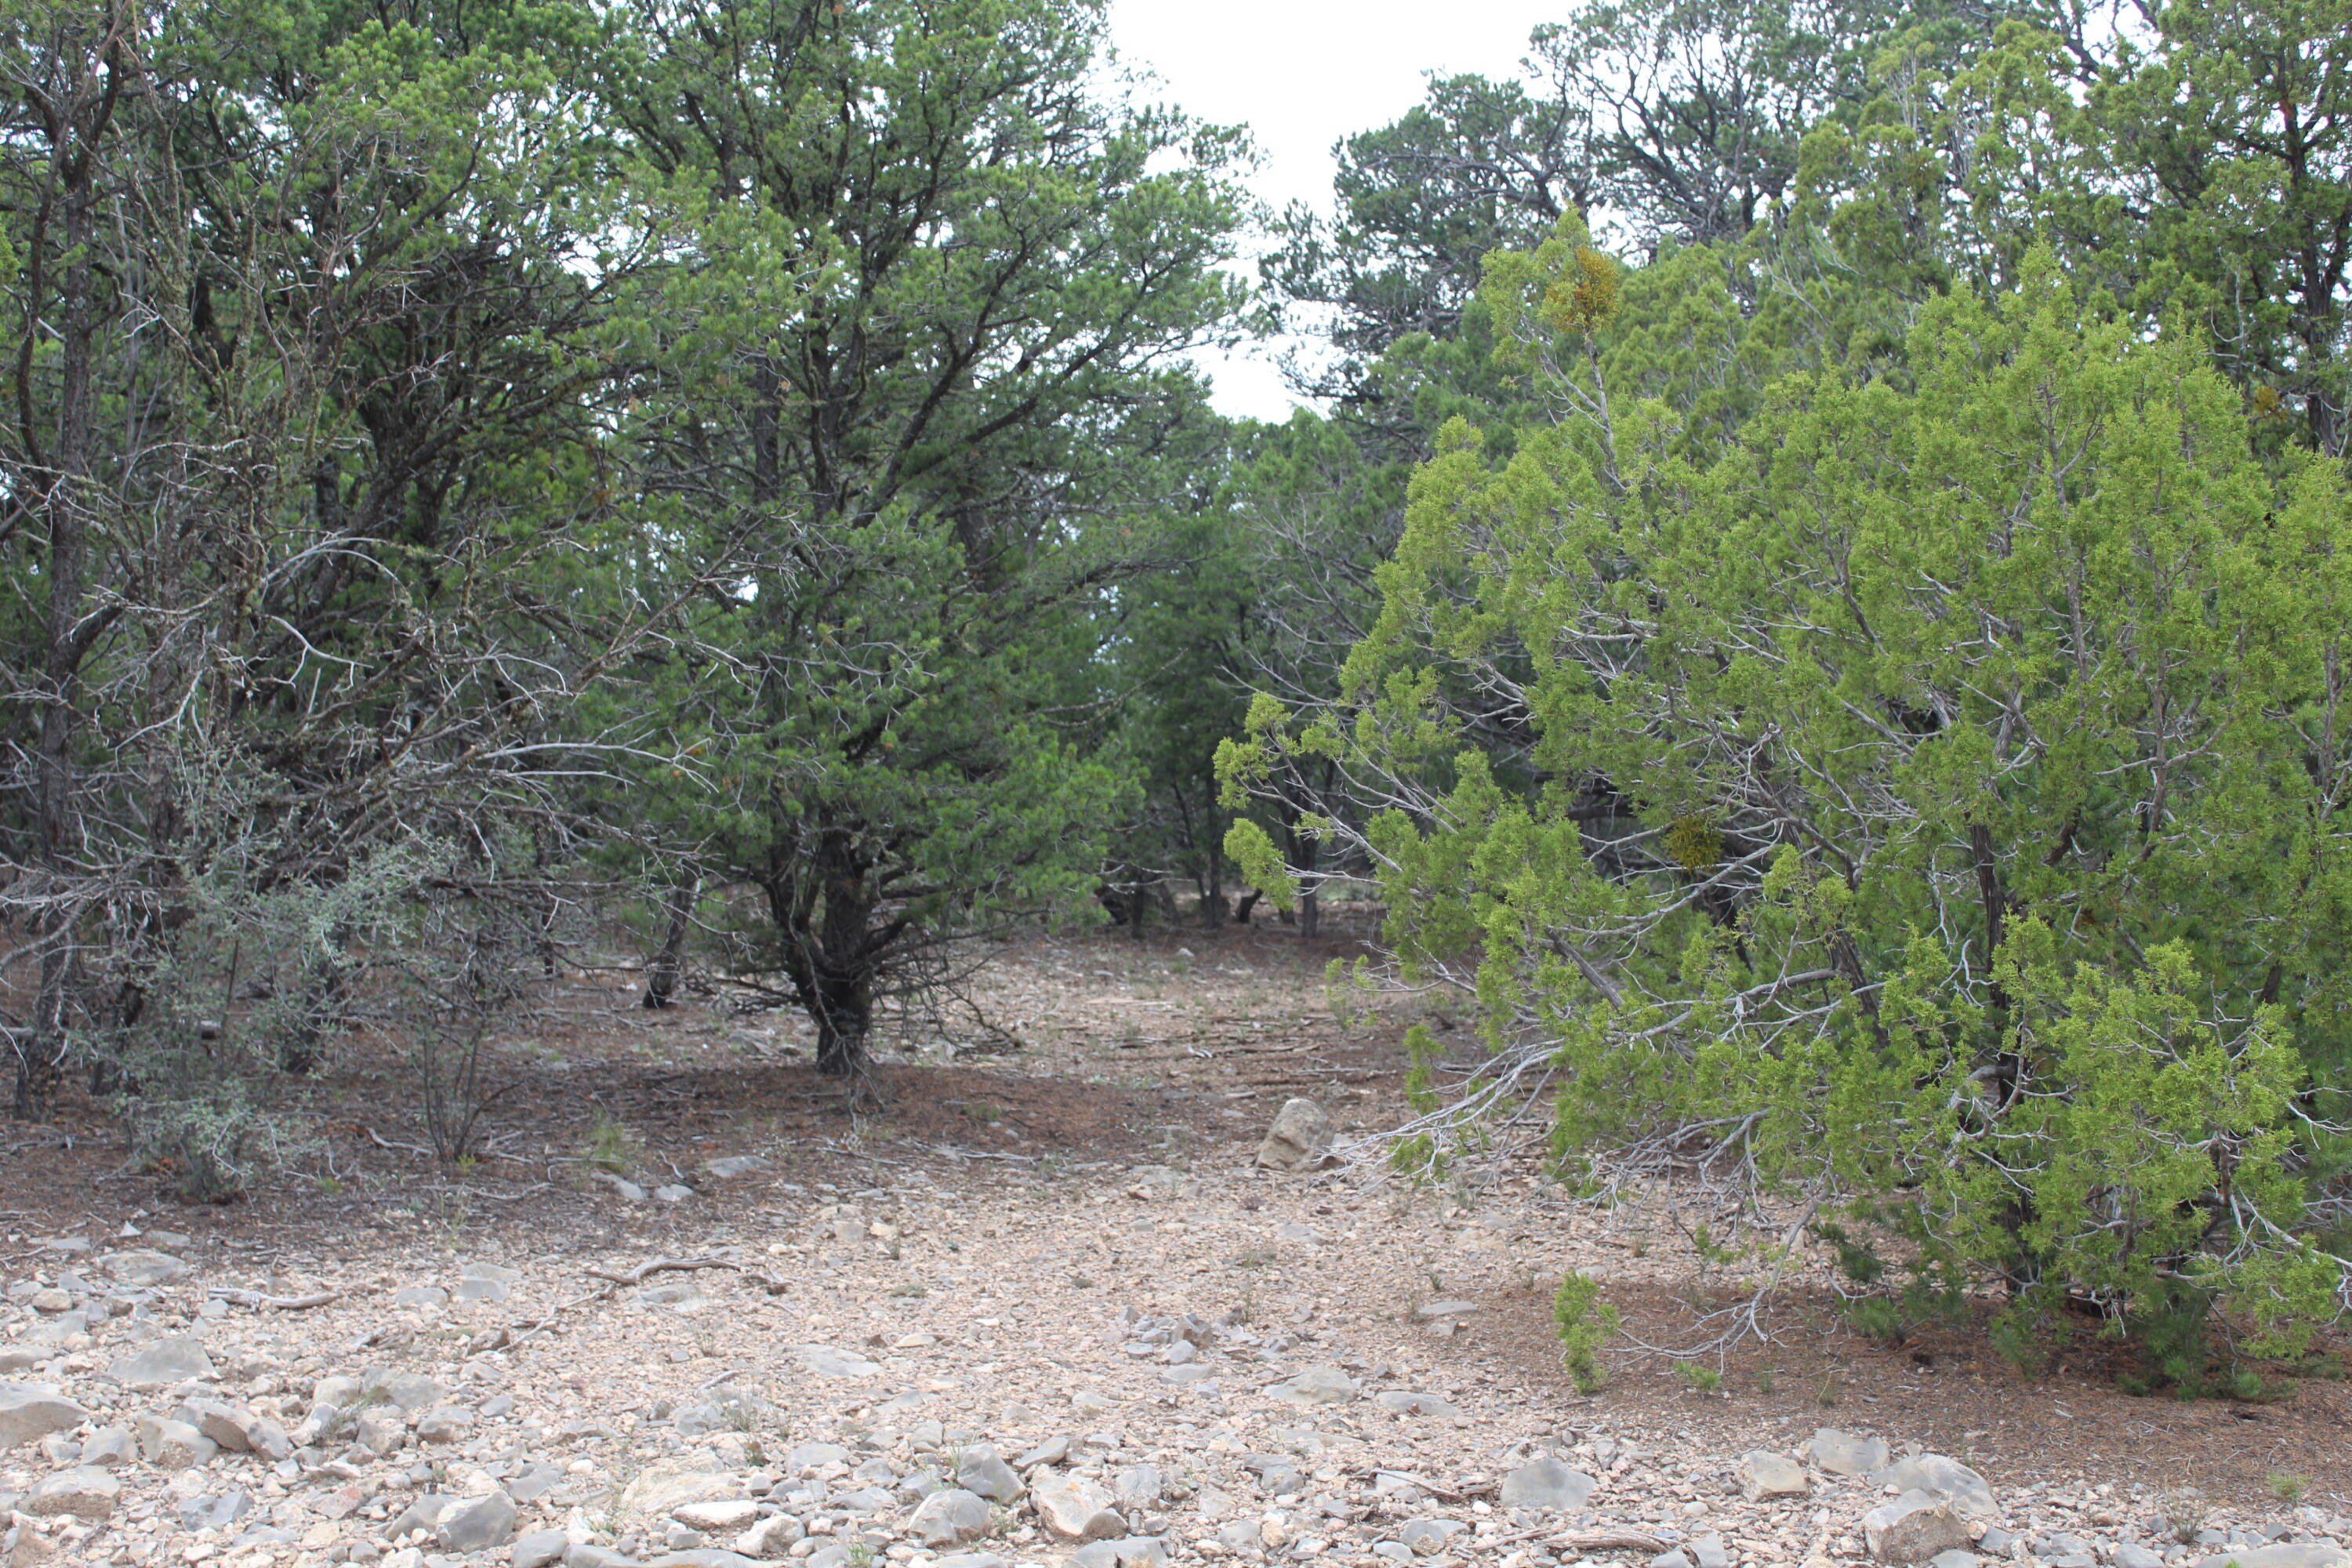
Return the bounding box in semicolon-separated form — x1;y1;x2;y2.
4;916;2350;1568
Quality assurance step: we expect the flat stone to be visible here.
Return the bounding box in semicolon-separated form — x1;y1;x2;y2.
2190;1550;2352;1568
81;1426;134;1468
394;1286;448;1307
643;1553;764;1567
956;1443;1025;1503
100;1249;190;1287
0;1385;87;1447
796;1345;880;1377
703;1156;771;1180
368;1370;450;1412
592;1173;648;1202
107;1334;213;1390
25;1465;120;1519
509;1462;565;1503
1374;1391;1460;1417
456;1277;510;1303
1033;1473;1124;1542
512;1526;570;1568
1015;1434;1071;1468
416;1405;475;1443
1074;1537;1169;1568
1933;1554;1985;1568
1872;1456;1997;1520
1255;1098;1335;1170
933;1555;1009;1568
1498;1457;1595;1512
1692;1534;1730;1568
909;1486;994;1546
733;1515;804;1558
675;1500;760;1530
437;1489;517;1552
1112;1465;1163;1508
2112;1548;2165;1568
463;1260;522;1283
1160;1363;1216;1385
1413;1300;1479;1319
654;1184;696;1203
28;1287;71;1313
566;1547;641;1568
1865;1493;1971;1564
1268;1364;1357;1406
136;1414;219;1470
179;1490;253;1531
788;1441;852;1473
1399;1520;1466;1556
618;1460;743;1518
1809;1428;1890;1477
1737;1450;1809;1501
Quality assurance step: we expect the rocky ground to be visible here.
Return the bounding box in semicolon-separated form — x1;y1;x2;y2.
2;920;2349;1568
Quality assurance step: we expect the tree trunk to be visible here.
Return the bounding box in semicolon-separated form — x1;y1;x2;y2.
810;870;874;1080
641;873;699;1008
1235;889;1261;925
1202;851;1226;927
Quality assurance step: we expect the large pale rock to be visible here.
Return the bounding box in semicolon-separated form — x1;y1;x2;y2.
617;1461;743;1518
511;1526;570;1568
956;1444;1025;1504
2190;1550;2352;1568
1864;1494;1971;1564
1033;1474;1125;1543
677;1500;761;1530
1808;1428;1890;1476
24;1466;119;1520
1497;1458;1595;1512
1254;1098;1335;1171
134;1415;218;1471
100;1249;189;1287
1267;1364;1357;1406
1871;1456;1996;1520
0;1387;85;1448
106;1335;212;1390
910;1487;995;1547
1737;1451;1809;1501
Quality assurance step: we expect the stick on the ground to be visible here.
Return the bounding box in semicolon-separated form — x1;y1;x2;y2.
583;1255;744;1286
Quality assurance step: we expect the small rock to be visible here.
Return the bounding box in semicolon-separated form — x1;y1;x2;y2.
100;1249;190;1287
1933;1553;1984;1568
511;1526;569;1568
1864;1494;1971;1564
1033;1473;1125;1542
1651;1551;1693;1568
654;1184;696;1203
79;1426;132;1468
565;1548;640;1568
1412;1301;1479;1319
105;1335;214;1390
642;1553;764;1568
618;1461;743;1518
2112;1548;2166;1568
676;1501;760;1530
956;1443;1025;1503
455;1277;510;1303
1075;1538;1169;1568
25;1465;119;1520
593;1172;648;1202
368;1370;449;1411
789;1442;852;1473
1692;1534;1731;1568
416;1406;475;1444
1498;1457;1595;1512
1871;1457;1997;1520
393;1286;448;1307
26;1289;70;1314
703;1156;771;1180
1809;1428;1890;1477
1374;1391;1460;1417
733;1515;804;1559
1268;1365;1356;1406
933;1555;1009;1568
910;1487;994;1547
433;1489;517;1552
178;1490;253;1531
1399;1520;1466;1557
0;1387;87;1449
1017;1435;1072;1468
1737;1451;1809;1501
1255;1098;1335;1171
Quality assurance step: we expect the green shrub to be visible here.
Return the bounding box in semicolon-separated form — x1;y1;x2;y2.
1553;1271;1621;1394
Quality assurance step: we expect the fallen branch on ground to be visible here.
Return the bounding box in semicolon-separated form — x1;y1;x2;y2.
208;1288;340;1311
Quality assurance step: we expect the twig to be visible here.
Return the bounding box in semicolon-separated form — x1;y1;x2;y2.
364;1125;434;1158
583;1254;742;1286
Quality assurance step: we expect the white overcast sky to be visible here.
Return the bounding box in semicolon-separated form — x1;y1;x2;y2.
1104;0;1555;423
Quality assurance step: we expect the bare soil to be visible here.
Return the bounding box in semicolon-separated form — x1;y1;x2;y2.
5;912;2350;1568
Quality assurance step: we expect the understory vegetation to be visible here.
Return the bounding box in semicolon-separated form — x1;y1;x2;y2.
2;0;2350;1388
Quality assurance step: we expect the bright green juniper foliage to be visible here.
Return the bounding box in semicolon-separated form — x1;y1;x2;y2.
1225;232;2352;1356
